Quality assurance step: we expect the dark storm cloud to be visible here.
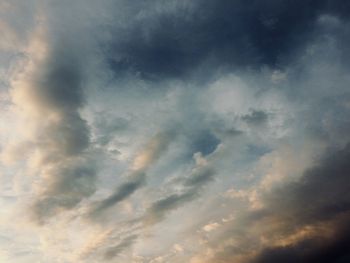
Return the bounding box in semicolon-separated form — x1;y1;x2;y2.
107;0;350;81
251;220;350;263
264;143;350;225
210;142;350;263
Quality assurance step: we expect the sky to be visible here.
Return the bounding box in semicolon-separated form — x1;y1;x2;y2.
0;1;350;262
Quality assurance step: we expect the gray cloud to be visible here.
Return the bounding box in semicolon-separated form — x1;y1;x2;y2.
31;69;94;222
144;191;197;225
32;157;97;222
7;2;103;224
205;142;350;263
88;171;146;219
88;131;174;219
241;110;269;126
144;166;215;225
248;144;350;263
85;155;216;260
183;167;215;188
250;224;350;263
265;144;350;223
103;234;138;260
106;0;350;82
2;1;350;262
0;0;38;51
92;114;129;146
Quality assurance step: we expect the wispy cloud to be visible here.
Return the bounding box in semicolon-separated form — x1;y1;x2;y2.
0;0;350;262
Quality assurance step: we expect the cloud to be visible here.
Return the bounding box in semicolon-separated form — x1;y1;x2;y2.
131;131;174;171
241;110;269;126
250;222;350;263
197;142;350;263
202;222;220;232
106;0;350;81
92;114;129;146
183;167;215;188
1;1;350;262
31;157;97;222
264;143;350;225
246;143;350;263
82;151;216;261
103;234;138;260
88;171;146;218
144;191;197;225
144;165;215;225
88;131;174;218
7;6;99;224
0;0;38;51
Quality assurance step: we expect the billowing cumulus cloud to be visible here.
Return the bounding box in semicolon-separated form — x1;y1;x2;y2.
0;0;349;262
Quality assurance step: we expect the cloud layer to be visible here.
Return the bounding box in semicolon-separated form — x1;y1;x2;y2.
0;1;349;262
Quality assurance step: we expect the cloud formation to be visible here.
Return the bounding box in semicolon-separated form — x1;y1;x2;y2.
0;1;350;262
107;0;350;81
247;144;350;263
8;5;97;224
88;131;174;219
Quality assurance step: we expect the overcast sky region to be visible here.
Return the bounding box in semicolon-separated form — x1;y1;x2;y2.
0;1;350;262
